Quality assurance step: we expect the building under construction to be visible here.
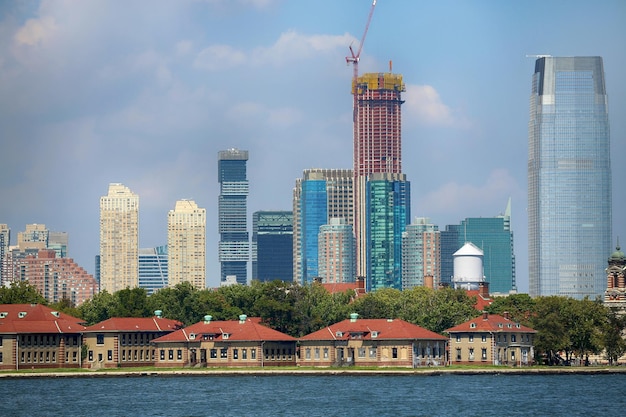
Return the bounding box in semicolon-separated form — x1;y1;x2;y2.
352;72;408;288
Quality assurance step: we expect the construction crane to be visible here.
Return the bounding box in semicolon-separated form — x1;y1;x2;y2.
346;0;377;121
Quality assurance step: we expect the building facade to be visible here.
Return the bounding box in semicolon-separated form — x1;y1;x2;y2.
168;199;206;289
0;224;9;286
99;183;139;293
353;72;406;287
318;218;355;284
605;242;626;310
366;173;410;291
298;315;447;368
402;217;440;290
528;56;612;299
252;211;293;282
138;246;168;295
446;312;536;366
218;149;249;285
293;169;353;285
12;249;98;305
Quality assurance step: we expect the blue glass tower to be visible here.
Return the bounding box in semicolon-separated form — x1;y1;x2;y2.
528;56;612;299
218;149;249;285
301;180;327;284
366;173;410;291
138;246;168;295
252;211;293;283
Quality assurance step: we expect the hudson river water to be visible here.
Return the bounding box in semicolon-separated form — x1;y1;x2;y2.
2;373;625;416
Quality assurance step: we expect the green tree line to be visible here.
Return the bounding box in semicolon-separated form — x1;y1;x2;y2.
2;280;625;365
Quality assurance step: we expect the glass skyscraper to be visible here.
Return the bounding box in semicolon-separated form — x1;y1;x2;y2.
528;56;612;299
218;149;249;285
252;211;293;283
138;246;168;295
366;173;410;291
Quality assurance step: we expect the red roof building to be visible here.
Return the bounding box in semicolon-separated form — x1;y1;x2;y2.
299;314;447;368
82;313;181;369
0;303;85;370
446;311;536;366
152;314;297;368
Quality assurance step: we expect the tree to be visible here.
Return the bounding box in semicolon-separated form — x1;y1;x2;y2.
0;281;48;305
78;290;117;325
115;287;151;318
148;282;201;325
486;293;536;325
601;308;626;365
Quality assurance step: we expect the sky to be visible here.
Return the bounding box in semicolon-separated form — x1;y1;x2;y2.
1;0;625;291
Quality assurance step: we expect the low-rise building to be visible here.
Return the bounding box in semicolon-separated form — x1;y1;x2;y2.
152;315;297;368
298;314;447;367
0;304;85;370
445;311;536;366
82;312;181;369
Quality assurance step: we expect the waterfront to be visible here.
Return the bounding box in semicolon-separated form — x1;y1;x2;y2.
1;372;625;416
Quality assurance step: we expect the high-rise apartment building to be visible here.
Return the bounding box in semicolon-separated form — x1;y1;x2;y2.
528;56;612;299
138;246;168;295
0;224;9;285
168;199;206;289
440;200;516;294
366;173;410;291
17;224;48;251
99;183;139;293
402;217;440;290
218;149;249;285
292;169;353;284
318;218;355;284
352;72;408;289
252;211;293;282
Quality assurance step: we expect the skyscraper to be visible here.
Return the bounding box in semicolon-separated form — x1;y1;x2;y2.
218;149;249;285
138;246;168;295
402;217;440;290
528;56;612;299
318;218;355;284
352;72;408;288
252;211;293;282
168;199;206;289
0;224;10;286
99;183;139;293
292;169;353;284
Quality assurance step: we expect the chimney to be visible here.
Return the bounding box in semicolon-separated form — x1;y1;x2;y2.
356;276;366;294
482;311;488;320
479;281;490;298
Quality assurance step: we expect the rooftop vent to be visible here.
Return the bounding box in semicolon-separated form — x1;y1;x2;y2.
349;313;359;322
154;310;163;318
204;315;213;324
239;314;247;323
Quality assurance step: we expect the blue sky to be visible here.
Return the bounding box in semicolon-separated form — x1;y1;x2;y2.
1;0;624;291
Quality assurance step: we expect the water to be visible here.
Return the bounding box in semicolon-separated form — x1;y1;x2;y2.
1;373;624;416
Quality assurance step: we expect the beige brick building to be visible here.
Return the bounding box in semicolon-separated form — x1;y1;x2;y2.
167;199;206;289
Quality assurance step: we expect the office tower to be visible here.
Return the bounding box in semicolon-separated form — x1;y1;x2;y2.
318;218;355;284
292;169;353;284
528;56;612;299
440;201;516;294
47;231;68;258
17;224;49;251
366;173;410;291
168;199;206;289
0;224;9;285
353;72;407;287
252;211;293;282
402;217;440;290
138;246;168;295
99;183;139;293
218;149;249;285
14;249;98;305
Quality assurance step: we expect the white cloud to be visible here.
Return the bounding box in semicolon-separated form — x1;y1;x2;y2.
13;16;58;46
404;84;470;128
417;169;522;218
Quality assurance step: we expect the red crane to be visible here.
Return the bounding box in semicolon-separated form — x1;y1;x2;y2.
346;0;377;121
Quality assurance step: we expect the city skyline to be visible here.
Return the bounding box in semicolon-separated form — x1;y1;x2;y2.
1;1;624;291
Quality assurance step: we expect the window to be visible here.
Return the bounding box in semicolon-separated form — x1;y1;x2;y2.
220;348;228;359
469;335;474;343
168;350;174;360
314;348;320;360
305;348;311;360
324;348;329;359
503;335;507;342
0;336;3;346
121;350;125;361
107;350;113;361
210;349;217;359
481;334;487;342
96;334;104;345
0;352;3;363
177;349;182;360
160;350;165;360
251;349;256;360
72;351;77;362
511;350;516;361
392;348;398;359
358;348;366;358
469;348;475;361
482;348;487;360
456;334;461;342
369;347;376;358
88;350;93;361
233;349;238;360
456;348;461;361
511;335;516;342
242;349;247;360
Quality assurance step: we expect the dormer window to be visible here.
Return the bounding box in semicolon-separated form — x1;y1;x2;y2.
336;331;343;337
222;333;229;340
371;331;379;338
470;323;476;328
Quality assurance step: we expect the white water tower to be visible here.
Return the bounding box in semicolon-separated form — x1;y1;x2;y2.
452;242;485;290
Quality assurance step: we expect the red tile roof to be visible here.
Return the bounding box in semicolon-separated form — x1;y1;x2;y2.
299;318;447;342
84;317;182;333
466;289;493;311
0;303;85;334
152;316;296;343
445;313;536;333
